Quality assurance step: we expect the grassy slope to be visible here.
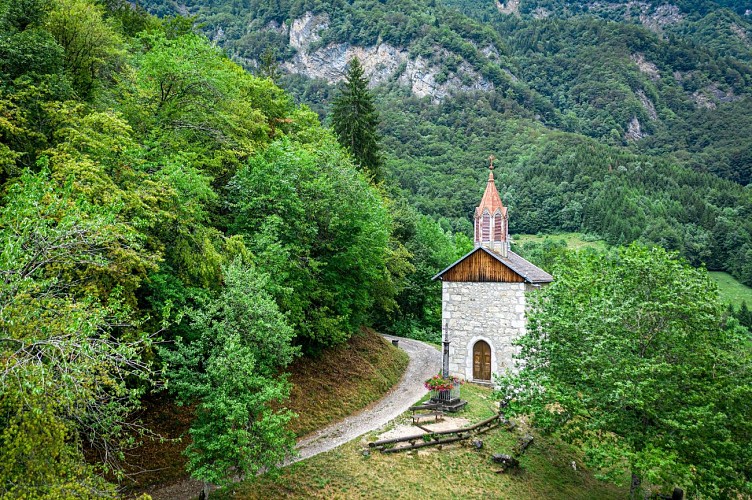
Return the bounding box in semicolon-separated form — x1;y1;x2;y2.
709;271;752;309
516;232;752;307
124;328;408;491
223;384;627;500
513;233;608;251
286;327;409;437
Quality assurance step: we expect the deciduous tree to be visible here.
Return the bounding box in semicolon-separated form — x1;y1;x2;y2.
160;259;298;494
228;138;391;349
0;168;156;496
498;244;752;498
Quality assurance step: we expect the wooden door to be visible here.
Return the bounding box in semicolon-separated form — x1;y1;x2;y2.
473;340;492;381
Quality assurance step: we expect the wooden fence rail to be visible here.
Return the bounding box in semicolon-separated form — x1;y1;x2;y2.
368;413;503;453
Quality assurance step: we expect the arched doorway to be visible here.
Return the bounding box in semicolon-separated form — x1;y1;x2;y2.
473;340;492;381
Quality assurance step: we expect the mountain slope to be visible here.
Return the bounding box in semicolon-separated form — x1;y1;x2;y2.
136;0;752;286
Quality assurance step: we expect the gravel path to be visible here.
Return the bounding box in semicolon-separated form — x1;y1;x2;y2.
148;335;439;500
291;335;439;463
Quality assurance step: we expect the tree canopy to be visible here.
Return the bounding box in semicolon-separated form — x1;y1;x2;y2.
0;0;402;491
499;244;752;498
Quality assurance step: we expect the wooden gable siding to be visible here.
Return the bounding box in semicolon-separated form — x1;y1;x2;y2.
441;249;525;282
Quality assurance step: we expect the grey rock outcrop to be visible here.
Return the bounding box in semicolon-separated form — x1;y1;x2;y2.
282;11;495;102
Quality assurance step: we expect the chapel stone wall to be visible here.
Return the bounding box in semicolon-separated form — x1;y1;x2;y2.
441;281;529;382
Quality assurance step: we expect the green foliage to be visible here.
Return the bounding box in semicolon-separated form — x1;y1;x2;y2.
44;0;123;97
331;57;383;182
380;92;752;285
160;259;297;485
729;301;752;332
137;0;752;290
0;168;154;495
229;138;391;348
5;0;752;491
381;203;472;342
129;33;282;160
0;0;405;489
498;244;752;497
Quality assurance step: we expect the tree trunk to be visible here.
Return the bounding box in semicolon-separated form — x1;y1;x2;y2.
199;481;211;500
629;472;641;499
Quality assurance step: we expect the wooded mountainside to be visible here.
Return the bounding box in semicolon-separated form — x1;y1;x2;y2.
0;0;750;497
0;0;474;493
135;0;752;291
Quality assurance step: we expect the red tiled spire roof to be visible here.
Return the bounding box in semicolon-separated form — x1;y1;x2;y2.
474;156;509;254
475;169;507;217
474;157;507;217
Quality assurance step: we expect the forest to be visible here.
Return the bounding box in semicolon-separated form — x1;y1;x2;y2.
134;0;752;291
1;0;751;497
0;0;473;494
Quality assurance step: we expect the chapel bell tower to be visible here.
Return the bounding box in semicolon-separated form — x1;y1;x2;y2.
473;156;509;257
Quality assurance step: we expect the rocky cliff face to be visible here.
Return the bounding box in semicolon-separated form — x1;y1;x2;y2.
280;12;494;101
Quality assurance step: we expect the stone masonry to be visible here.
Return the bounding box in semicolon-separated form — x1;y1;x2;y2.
442;281;533;381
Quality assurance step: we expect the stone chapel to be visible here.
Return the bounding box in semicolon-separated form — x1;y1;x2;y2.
432;160;553;383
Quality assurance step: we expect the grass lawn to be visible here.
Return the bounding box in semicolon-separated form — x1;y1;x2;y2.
513;232;608;252
220;384;627;500
709;271;752;309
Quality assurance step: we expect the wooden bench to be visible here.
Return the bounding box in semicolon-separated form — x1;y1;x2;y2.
410;403;444;425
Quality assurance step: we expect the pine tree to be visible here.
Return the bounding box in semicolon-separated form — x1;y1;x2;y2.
331;57;383;182
258;47;280;82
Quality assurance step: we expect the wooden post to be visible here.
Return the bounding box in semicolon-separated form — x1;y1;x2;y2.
442;319;450;378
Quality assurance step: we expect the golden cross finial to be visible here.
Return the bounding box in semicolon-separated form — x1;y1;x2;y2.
488;155;496;171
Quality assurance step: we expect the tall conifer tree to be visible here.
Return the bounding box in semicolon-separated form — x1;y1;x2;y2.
331;57;383;182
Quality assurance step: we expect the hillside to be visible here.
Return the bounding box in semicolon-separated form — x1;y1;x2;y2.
222;383;629;499
138;0;752;172
0;0;415;494
122;329;408;493
1;0;750;497
134;0;752;289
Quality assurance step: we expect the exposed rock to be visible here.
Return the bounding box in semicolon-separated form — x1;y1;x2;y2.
211;26;225;44
480;44;501;61
625;116;645;141
636;90;658;120
492;453;520;470
631;53;660;81
692;83;741;109
639;4;683;33
587;2;683;34
496;0;520;16
532;7;551;19
730;23;750;47
283;12;494;102
265;20;288;35
288;12;330;50
693;92;718;109
175;2;189;17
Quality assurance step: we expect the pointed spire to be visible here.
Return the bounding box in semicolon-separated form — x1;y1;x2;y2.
476;155;505;216
474;155;509;256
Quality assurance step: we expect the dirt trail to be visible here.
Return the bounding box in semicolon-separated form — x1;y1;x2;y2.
147;335;440;500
